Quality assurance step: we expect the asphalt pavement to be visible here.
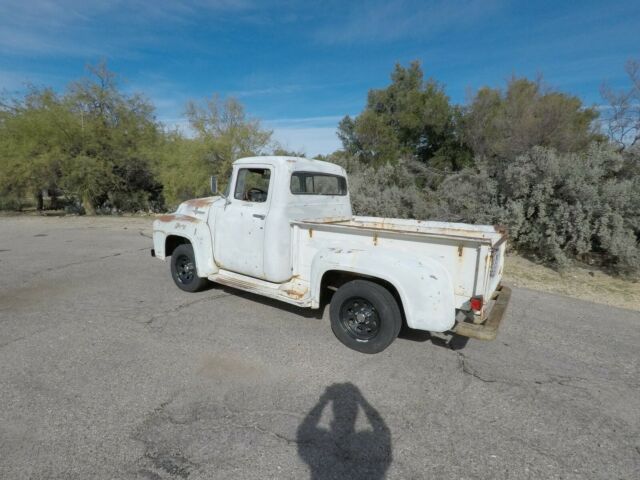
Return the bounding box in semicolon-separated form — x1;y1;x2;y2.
1;216;638;479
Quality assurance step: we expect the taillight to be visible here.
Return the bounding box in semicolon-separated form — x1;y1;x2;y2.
470;296;483;312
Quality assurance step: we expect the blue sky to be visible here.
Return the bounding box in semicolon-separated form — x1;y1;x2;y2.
1;0;639;155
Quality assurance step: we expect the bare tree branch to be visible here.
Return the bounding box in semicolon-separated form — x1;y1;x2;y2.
601;59;640;149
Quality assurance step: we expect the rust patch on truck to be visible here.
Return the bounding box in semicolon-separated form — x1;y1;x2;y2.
458;245;464;257
281;274;308;299
308;228;313;238
184;198;214;208
373;232;378;246
156;214;198;223
284;289;304;299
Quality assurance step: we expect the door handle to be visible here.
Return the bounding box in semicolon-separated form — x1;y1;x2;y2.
253;214;265;220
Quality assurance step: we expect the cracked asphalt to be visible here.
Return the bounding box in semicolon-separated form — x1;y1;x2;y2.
1;216;639;480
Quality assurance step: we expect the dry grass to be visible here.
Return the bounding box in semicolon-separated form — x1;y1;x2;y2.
504;254;640;311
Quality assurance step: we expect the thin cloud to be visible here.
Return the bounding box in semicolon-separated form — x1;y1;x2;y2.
0;71;35;91
153;114;343;156
0;26;105;57
265;115;345;156
230;84;307;98
0;0;256;56
265;115;345;127
313;0;504;45
0;69;68;93
270;126;341;157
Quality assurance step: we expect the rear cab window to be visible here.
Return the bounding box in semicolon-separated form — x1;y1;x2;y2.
290;172;347;195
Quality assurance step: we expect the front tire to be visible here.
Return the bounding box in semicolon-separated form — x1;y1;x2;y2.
170;243;209;292
330;280;402;354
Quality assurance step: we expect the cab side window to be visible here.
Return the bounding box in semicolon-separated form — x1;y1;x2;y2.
234;168;271;202
290;172;347;195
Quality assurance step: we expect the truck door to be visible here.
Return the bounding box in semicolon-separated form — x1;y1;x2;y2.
213;165;272;279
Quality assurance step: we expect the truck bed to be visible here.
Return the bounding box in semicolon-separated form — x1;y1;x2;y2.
291;215;507;311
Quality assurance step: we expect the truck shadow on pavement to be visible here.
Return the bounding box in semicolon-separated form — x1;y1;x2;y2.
398;325;470;350
213;283;467;349
297;383;392;480
213;283;328;319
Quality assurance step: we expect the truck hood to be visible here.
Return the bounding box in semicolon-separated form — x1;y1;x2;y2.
174;196;220;222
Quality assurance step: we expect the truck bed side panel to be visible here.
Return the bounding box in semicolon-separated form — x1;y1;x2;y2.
292;225;459;331
292;222;495;308
309;246;457;332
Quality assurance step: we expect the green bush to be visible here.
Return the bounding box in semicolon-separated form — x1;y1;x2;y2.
340;144;639;276
331;153;434;219
432;144;639;275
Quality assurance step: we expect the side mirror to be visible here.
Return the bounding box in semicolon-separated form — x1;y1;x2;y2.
210;175;219;195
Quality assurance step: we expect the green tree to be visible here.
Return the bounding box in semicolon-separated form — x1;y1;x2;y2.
153;96;272;208
152;131;211;208
338;61;470;170
0;62;163;214
271;147;307;157
462;77;602;162
185;95;272;178
62;62;162;214
0;87;73;210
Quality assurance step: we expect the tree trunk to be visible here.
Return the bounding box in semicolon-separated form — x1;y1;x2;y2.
49;189;59;210
36;190;44;211
82;193;96;215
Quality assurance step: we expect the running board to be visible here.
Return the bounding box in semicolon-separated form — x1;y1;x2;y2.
208;270;312;307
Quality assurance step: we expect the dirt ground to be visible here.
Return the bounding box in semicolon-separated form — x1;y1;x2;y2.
504;254;640;311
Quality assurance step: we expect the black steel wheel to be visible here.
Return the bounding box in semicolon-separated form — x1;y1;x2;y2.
170;243;209;292
339;297;381;341
330;279;402;354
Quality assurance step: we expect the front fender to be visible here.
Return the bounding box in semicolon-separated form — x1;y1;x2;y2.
310;247;455;332
152;214;217;277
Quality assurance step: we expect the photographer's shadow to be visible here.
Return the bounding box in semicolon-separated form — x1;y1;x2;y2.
297;383;392;480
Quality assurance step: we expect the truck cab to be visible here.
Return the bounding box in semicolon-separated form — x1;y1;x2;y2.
152;156;511;353
210;157;351;282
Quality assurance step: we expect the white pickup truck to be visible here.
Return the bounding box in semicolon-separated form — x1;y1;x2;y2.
152;156;511;353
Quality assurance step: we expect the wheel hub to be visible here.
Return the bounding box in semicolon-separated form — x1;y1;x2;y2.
339;297;380;341
176;254;195;284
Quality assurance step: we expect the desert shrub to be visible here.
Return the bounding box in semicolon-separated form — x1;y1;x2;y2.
432;144;639;275
427;166;502;224
0;193;26;211
331;154;434;219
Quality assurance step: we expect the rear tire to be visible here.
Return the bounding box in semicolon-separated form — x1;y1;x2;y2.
170;243;209;292
330;279;402;354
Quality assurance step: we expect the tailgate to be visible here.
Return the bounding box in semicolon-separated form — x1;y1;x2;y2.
483;234;508;303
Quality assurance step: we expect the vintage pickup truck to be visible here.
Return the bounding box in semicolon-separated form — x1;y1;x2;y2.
151;156;510;353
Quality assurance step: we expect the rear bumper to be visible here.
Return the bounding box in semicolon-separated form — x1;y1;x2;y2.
451;285;512;341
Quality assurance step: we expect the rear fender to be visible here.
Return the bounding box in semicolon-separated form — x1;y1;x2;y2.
310;247;455;332
152;214;218;277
